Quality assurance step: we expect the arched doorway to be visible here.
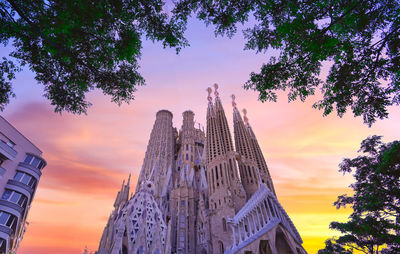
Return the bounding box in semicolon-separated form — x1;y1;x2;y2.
275;228;294;254
259;240;273;254
201;248;207;254
122;244;128;254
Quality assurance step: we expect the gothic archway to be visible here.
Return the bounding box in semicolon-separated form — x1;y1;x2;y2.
259;240;273;254
275;228;294;254
201;248;207;254
122;244;128;254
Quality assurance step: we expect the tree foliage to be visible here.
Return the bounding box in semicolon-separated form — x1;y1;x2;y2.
0;0;187;113
1;0;399;121
173;0;400;125
318;136;400;254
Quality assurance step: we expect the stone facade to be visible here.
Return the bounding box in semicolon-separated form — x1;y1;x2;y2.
98;85;307;254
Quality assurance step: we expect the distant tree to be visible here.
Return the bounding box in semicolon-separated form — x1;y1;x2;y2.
0;0;187;113
173;0;400;125
318;136;400;254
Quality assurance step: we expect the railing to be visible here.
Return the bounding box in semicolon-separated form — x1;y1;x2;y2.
17;162;42;180
0;225;12;236
0;141;17;160
0;200;23;214
6;180;34;195
226;184;302;253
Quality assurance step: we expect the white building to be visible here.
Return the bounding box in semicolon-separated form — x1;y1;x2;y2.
0;116;47;253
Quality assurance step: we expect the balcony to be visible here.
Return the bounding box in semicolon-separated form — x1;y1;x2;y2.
0;225;12;236
6;180;33;196
17;163;42;180
0;200;23;215
0;141;17;160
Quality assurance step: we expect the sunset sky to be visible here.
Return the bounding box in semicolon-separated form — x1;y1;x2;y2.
1;18;399;254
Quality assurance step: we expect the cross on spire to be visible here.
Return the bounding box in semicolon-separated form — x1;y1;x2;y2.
207;87;212;102
213;83;219;98
231;94;237;108
242;108;249;125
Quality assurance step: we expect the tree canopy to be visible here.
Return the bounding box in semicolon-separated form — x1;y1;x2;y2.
173;0;400;125
318;136;400;254
0;0;187;113
1;0;399;123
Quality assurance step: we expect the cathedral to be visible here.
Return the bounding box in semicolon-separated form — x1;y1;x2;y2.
97;84;307;254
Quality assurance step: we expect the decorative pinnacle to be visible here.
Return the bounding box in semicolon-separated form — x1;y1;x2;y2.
242;108;249;124
213;83;219;98
231;94;237;108
207;87;212;102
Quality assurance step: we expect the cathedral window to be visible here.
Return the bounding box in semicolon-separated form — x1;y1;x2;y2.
186;144;189;151
137;246;144;254
181;200;185;206
218;241;224;254
122;245;128;254
222;218;227;232
186;154;189;160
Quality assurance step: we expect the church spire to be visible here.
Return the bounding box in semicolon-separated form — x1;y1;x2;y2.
213;84;234;153
232;95;260;198
205;85;247;253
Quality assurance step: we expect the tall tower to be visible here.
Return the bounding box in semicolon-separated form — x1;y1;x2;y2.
170;110;205;254
231;95;260;199
136;110;175;211
206;85;246;254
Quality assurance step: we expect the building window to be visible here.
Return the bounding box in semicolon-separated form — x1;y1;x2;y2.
2;189;27;207
23;154;46;170
181;200;185;206
0;137;15;148
186;144;189;151
0;211;16;228
218;241;224;254
24;155;34;164
222;218;227;232
13;171;37;188
186;154;189;160
0;166;5;178
137;246;144;254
